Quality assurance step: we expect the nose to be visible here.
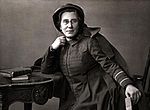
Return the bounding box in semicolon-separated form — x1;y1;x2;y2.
68;21;73;28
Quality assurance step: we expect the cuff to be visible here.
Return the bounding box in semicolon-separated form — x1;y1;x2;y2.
120;78;133;88
49;46;56;52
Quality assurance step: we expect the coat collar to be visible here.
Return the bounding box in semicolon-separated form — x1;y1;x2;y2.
68;26;101;46
83;26;101;38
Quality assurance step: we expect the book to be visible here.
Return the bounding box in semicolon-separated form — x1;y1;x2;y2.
11;75;29;81
0;67;32;78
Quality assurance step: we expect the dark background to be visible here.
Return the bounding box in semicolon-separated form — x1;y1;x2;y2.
0;0;150;110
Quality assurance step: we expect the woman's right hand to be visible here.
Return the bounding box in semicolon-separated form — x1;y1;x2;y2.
51;36;66;49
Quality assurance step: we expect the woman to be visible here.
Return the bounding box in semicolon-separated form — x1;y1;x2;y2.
41;3;141;110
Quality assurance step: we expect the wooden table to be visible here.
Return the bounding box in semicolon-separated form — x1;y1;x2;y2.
0;71;60;110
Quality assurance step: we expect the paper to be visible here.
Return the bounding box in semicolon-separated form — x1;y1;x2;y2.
125;97;132;110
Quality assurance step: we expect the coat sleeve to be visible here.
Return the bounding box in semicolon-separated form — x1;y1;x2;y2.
88;33;133;88
41;46;61;74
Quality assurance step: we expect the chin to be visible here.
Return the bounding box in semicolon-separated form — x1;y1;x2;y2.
65;34;75;38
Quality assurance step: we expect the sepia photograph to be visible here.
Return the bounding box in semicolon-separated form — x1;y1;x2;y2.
0;0;150;110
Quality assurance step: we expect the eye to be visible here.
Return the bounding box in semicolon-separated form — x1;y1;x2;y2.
63;19;69;24
71;19;78;23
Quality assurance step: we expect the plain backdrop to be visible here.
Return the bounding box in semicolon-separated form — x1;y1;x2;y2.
0;0;150;110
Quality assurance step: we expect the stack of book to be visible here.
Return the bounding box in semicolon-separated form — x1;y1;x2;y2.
0;67;32;81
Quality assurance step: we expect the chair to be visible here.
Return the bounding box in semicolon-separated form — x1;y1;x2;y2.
132;47;150;109
31;58;42;71
143;47;150;105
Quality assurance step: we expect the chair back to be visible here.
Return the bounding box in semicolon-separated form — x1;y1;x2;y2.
143;47;150;95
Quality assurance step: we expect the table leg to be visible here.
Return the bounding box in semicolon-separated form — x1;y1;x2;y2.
24;103;32;110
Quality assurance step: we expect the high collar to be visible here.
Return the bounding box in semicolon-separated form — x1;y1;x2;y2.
83;26;101;38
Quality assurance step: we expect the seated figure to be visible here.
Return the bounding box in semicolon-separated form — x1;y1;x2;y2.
40;3;149;110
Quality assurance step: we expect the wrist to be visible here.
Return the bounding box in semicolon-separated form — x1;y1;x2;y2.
125;84;134;90
49;45;56;51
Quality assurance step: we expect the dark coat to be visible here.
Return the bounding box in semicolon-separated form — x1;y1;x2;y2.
41;26;135;110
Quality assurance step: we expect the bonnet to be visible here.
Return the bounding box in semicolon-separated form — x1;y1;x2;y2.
52;3;85;32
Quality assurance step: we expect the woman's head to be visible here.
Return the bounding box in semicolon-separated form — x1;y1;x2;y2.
53;4;84;38
59;10;79;39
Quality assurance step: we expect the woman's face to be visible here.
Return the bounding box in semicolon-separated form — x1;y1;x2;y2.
60;12;79;40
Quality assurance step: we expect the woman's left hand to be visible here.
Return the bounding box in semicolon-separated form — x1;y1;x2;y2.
125;84;142;104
